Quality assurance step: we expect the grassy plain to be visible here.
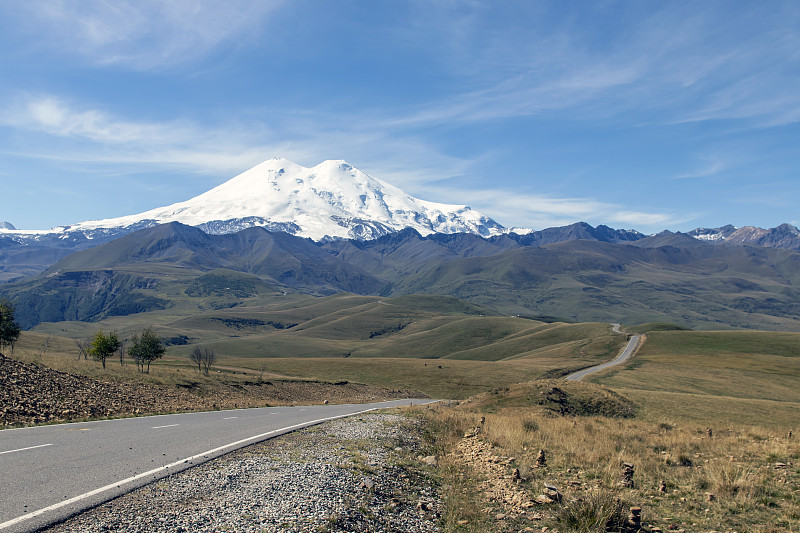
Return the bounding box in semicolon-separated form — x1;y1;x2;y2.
409;327;800;532
22;294;627;398
589;329;800;427
418;391;799;532
12;295;800;531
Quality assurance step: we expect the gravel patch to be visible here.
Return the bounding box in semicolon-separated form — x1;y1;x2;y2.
44;413;441;532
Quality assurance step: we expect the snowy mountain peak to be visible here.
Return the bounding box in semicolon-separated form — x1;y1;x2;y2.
28;159;507;241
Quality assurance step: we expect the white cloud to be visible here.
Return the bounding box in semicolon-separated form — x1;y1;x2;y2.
1;95;276;173
7;0;284;69
384;2;800;129
674;161;728;181
0;94;678;231
414;185;674;231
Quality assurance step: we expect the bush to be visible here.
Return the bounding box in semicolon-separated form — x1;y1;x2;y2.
128;327;165;373
554;491;628;532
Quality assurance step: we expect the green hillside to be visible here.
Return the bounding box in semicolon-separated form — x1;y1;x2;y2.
589;329;800;426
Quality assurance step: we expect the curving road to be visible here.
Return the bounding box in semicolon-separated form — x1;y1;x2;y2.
0;399;435;533
565;325;641;382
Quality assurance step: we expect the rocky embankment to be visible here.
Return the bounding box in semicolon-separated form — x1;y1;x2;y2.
44;413;441;533
0;353;422;427
0;353;214;426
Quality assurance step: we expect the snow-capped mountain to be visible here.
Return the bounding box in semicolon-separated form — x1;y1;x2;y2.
688;224;738;242
688;223;800;250
5;158;506;242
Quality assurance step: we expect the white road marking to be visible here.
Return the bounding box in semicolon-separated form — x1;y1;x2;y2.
0;405;396;531
0;443;53;456
151;424;179;429
222;417;238;420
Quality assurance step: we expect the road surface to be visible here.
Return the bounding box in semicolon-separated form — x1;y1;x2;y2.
565;326;641;382
0;399;434;533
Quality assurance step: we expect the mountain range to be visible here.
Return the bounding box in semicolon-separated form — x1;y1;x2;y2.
3;158;800;264
4;158;800;332
5;220;800;332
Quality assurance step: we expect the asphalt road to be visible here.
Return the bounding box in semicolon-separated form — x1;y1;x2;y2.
564;328;642;382
0;399;434;533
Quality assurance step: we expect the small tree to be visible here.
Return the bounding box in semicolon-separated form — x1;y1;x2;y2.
189;346;216;376
0;299;21;354
128;327;165;373
75;337;91;360
117;337;127;366
88;331;121;369
189;346;203;373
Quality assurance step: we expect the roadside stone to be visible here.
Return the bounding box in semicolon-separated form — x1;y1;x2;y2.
42;413;440;533
420;455;438;466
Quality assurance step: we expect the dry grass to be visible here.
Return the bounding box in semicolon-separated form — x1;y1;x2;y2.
414;384;800;532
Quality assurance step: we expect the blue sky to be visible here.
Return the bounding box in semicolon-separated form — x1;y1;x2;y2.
1;1;798;233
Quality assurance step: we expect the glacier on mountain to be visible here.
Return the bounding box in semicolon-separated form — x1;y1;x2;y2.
2;158;507;242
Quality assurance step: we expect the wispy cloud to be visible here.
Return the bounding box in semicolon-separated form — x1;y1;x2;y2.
416;185;674;231
386;2;800;129
1;95;274;173
674;161;728;180
0;95;480;187
0;94;676;231
5;0;285;69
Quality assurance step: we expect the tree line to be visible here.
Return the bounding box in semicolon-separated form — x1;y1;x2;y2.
76;328;168;373
80;329;216;374
2;300;217;375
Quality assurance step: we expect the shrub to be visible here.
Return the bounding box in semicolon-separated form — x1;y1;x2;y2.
554;491;628;532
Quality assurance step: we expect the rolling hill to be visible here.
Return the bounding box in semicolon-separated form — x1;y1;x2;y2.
5;221;800;331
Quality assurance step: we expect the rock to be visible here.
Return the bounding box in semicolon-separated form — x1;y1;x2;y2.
534;494;554;505
420;455;438;467
495;513;506;520
543;483;562;503
536;449;547;466
619;462;635;488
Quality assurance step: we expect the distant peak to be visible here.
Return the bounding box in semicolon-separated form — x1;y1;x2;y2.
0;221;16;230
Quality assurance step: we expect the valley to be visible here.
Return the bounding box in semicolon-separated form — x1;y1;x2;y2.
2;162;800;532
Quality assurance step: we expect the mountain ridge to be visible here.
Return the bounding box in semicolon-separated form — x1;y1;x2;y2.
6;221;800;332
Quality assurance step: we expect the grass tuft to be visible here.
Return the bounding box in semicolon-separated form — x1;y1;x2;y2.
554;491;628;533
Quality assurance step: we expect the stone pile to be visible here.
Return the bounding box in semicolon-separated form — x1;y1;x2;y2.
451;432;543;520
619;462;635;488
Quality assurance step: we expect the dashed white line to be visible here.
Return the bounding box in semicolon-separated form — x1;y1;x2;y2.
0;443;53;456
0;406;386;531
151;424;179;429
222;417;238;420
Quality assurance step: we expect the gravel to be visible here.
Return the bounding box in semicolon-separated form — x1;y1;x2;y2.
44;413;441;533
